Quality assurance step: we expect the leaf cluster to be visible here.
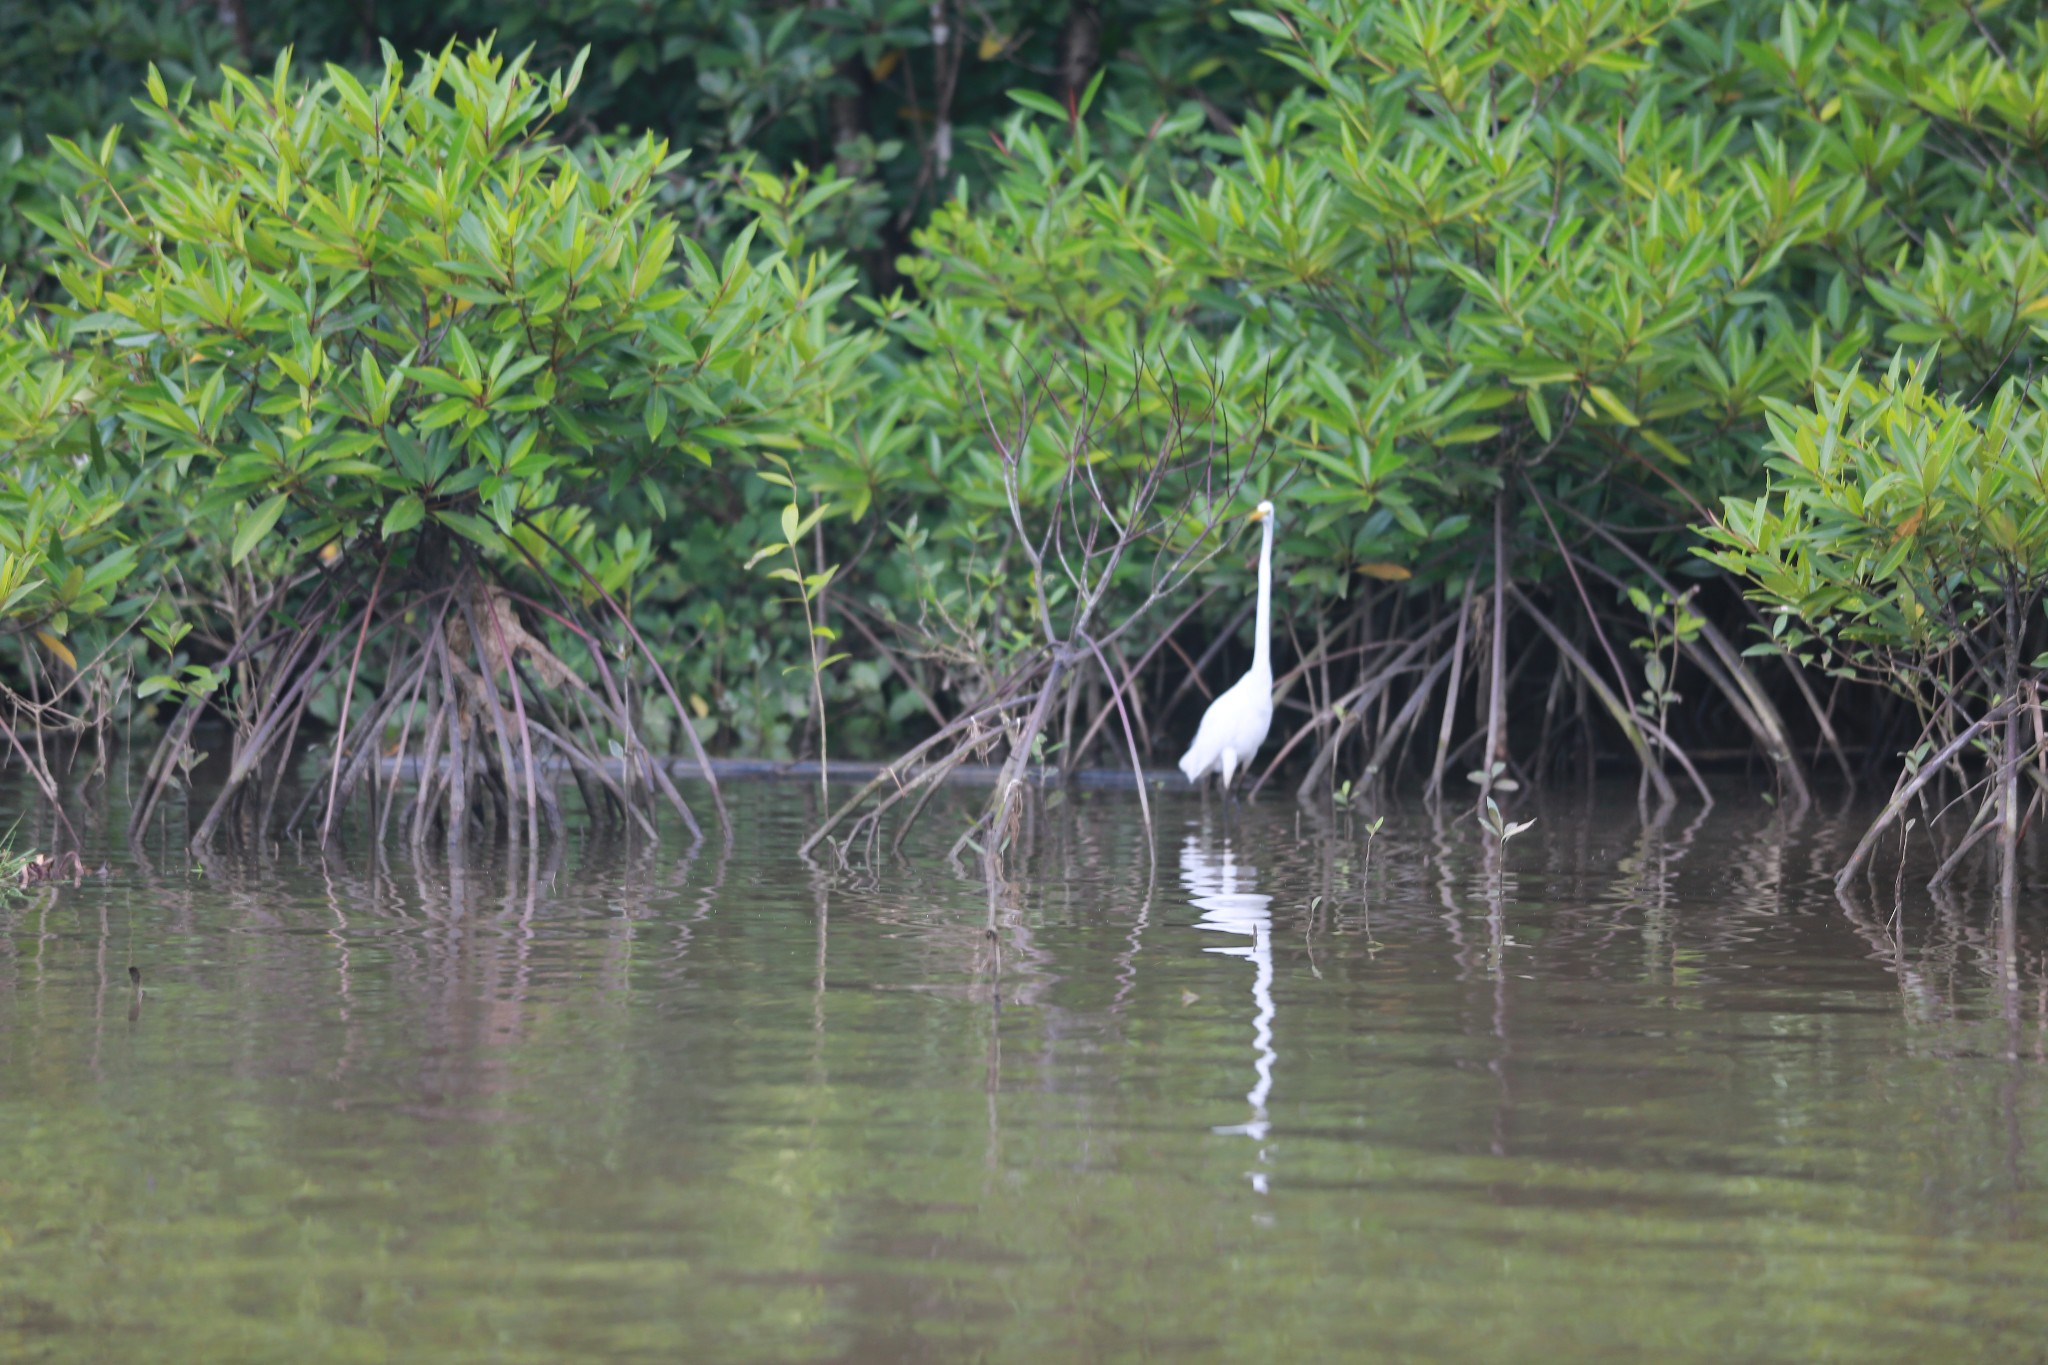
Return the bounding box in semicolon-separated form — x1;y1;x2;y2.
21;39;871;590
1702;352;2048;700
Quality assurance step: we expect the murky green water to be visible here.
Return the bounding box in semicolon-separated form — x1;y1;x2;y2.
4;783;2047;1362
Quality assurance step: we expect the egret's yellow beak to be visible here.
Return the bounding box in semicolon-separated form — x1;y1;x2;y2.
1248;505;1269;523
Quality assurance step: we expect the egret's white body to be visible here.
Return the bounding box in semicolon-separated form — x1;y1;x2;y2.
1179;501;1276;791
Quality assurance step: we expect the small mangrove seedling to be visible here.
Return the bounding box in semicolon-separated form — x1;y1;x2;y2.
1360;816;1388;954
1466;759;1518;793
1361;815;1386;886
1628;586;1703;787
749;455;848;807
1481;798;1536;856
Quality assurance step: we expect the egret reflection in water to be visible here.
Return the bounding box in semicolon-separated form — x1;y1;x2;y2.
1180;833;1277;1192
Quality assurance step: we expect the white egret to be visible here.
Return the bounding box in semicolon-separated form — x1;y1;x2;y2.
1178;500;1276;791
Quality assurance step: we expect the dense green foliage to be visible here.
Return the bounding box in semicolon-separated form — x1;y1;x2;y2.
4;0;2048;859
1707;358;2048;703
2;2;1291;288
1704;356;2048;887
59;42;860;590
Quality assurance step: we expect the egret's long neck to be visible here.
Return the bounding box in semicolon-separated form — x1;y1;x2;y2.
1252;516;1274;679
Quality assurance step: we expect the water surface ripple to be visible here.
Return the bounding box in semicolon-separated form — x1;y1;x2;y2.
3;784;2046;1362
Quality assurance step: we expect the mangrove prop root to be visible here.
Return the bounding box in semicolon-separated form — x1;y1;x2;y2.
1427;568;1480;805
146;561;709;855
1835;701;2013;891
1561;522;1814;810
1509;586;1678;809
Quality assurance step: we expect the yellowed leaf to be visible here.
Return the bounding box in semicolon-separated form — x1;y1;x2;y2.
1639;427;1692;466
870;49;901;82
1356;562;1413;581
977;32;1008;60
35;630;75;670
1585;383;1640;427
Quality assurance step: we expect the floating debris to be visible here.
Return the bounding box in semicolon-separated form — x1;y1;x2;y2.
14;850;85;888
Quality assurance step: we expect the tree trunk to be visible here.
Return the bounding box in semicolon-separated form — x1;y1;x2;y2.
1059;3;1102;107
2001;680;2022;911
216;0;254;64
